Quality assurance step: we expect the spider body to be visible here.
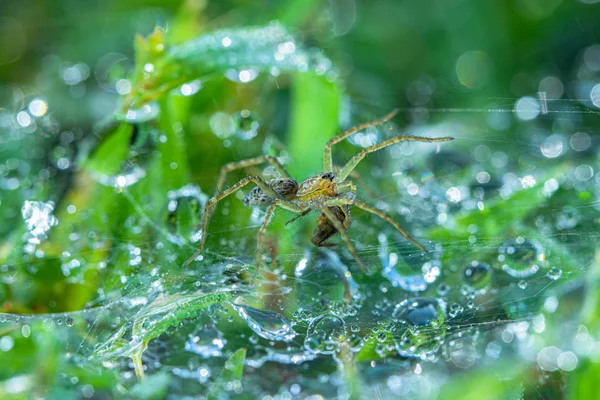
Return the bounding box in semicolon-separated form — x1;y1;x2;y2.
243;178;298;206
184;109;454;280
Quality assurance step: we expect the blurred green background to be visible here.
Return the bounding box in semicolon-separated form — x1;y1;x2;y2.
1;0;600;398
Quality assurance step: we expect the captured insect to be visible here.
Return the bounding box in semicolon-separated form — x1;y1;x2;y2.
184;110;454;280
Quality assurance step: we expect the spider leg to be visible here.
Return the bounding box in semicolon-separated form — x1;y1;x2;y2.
336;135;454;183
323;109;399;172
285;208;312;226
183;176;290;268
325;197;427;251
216;155;290;194
318;206;369;273
252;199;303;282
253;201;278;283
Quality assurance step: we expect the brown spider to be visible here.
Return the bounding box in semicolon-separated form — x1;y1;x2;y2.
183;109;454;280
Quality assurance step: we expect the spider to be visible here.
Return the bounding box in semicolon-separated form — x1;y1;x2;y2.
183;109;453;280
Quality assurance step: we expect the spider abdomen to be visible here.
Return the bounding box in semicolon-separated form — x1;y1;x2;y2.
243;178;299;206
310;205;352;246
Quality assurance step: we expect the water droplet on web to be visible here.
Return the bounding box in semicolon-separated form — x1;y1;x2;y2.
230;303;296;342
378;233;441;292
90;123;160;189
165;184;208;245
294;250;358;314
462;261;491;291
546;267;562;281
448;303;463;318
498;238;545;278
391;297;446;359
184;325;226;358
233;110;260;140
348;334;364;352
304;314;346;355
517;280;528;289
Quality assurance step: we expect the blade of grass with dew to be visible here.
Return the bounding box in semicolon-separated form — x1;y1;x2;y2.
122;23;335;113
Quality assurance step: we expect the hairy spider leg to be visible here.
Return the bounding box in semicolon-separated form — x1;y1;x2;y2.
216;155;291;194
323;109;400;172
325;197;427;251
319;205;369;272
336;135;454;183
183;176;297;267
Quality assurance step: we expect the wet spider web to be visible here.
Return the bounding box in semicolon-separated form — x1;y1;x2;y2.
2;89;600;399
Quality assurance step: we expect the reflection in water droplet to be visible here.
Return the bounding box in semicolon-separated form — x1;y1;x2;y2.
498;238;545;278
546;267;562;281
294;250;358;315
166;184;208;245
231;303;296;342
392;297;446;359
462;261;491;291
184;325;226;358
90;123;160;189
304;314;346;355
378;233;440;292
233;110;260;140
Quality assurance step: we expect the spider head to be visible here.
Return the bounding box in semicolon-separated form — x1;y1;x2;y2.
296;172;338;200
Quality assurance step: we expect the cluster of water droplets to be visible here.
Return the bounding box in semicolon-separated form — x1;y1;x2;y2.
21;200;58;254
170;22;336;83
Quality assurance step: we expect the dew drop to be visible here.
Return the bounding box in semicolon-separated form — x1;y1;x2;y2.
123;101;160;123
546;267;562;281
231;303;296;342
498;238;545;278
233;110;260;140
462;261;491;291
378;233;440;292
304;314;346;355
391;297;446;359
165;184;208;245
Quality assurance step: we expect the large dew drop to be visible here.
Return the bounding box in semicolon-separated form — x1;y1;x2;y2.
165;184;208;245
304;314;346;355
379;233;440;292
391;297;446;359
498;238;545;278
462;261;491;291
230;303;296;342
89;122;159;189
294;250;357;315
